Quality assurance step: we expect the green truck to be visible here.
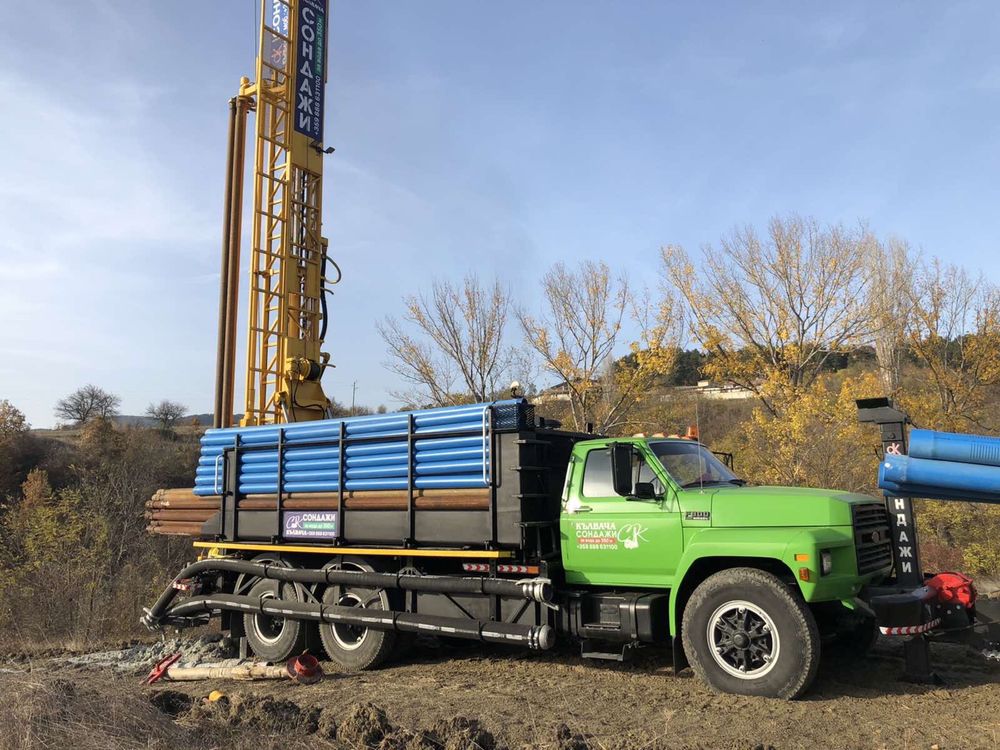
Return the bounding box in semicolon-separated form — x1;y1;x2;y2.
145;399;992;699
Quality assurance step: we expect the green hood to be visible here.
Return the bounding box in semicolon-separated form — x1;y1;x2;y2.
699;485;872;527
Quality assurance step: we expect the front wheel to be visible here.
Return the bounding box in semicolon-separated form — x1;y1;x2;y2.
681;567;821;699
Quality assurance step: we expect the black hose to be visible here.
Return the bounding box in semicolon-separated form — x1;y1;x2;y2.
161;592;554;650
143;558;553;627
318;253;343;343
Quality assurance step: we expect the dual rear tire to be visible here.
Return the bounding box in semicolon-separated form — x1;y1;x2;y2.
316;560;397;671
241;557;396;671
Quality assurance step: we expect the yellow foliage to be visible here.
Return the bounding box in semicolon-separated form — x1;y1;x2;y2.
727;371;883;492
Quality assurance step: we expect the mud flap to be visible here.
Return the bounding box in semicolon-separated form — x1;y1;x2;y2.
671;634;689;673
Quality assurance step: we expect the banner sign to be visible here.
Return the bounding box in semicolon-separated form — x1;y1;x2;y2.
294;0;328;141
283;510;338;539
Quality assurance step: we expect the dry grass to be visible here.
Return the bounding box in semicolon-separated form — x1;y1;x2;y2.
0;673;195;750
0;672;332;750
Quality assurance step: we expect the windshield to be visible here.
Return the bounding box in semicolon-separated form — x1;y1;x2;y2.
648;441;741;488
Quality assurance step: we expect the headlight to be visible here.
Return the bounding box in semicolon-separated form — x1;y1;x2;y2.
820;550;833;576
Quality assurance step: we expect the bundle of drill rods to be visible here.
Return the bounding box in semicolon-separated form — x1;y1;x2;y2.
145;487;491;536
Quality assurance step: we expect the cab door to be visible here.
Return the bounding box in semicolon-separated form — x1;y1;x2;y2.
561;443;682;588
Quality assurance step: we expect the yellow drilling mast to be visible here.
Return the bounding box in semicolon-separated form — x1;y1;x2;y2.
213;0;336;428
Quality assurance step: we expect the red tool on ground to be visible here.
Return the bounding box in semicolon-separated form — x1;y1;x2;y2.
145;652;182;685
286;652;323;684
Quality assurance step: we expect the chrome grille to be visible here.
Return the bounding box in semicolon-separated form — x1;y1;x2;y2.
853;502;893;575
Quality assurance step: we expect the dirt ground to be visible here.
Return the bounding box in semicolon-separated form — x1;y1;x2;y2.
1;635;998;750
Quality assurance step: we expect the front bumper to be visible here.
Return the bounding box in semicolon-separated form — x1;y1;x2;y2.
867;585;944;635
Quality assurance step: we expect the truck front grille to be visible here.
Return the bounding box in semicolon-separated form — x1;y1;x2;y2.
853;502;893;575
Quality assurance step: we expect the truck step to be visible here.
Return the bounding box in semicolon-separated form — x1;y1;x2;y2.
580;639;640;662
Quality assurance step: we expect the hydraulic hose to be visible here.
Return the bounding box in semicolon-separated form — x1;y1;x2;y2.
159;592;554;650
143;558;553;628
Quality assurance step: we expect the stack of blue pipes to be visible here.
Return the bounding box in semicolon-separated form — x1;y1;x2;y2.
192;399;526;497
878;428;1000;504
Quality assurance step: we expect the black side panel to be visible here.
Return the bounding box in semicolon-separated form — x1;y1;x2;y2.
415;592;491;621
343;510;407;545
413;511;492;546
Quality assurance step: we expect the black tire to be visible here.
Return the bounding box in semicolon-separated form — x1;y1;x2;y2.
681;567;821;699
242;577;312;663
318;560;396;671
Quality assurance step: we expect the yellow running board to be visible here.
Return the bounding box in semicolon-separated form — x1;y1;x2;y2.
192;541;512;559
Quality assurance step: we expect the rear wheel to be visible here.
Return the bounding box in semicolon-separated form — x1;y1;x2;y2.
242;577;312;662
318;560;396;671
681;567;821;699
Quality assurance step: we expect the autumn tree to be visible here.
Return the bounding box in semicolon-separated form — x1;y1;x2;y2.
378;275;520;406
0;401;28;439
145;400;187;431
54;384;121;425
519;261;680;434
902;259;1000;430
662;215;877;414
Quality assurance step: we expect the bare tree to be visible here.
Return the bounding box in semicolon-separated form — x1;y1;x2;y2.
905;259;1000;429
662;215;877;414
145;400;187;431
378;275;518;406
519;261;680;433
869;238;915;396
54;385;121;425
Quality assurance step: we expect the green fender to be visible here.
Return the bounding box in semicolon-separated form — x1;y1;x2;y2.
667;525;857;636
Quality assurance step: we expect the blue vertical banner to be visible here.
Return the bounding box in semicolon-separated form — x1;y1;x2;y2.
294;0;328;141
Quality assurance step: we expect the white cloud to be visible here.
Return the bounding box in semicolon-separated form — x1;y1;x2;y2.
0;72;216;260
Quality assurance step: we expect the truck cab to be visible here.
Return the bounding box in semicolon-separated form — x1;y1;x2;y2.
558;437;893;698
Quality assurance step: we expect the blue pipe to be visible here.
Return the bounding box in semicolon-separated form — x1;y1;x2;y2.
200;399;519;442
879;453;1000;496
908;428;1000;468
198;418;488;448
195;447;485;477
198;436;485;465
879;478;1000;504
228;476;490;495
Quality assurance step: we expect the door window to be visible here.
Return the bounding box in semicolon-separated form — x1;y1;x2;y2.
581;446;664;498
582;448;614;498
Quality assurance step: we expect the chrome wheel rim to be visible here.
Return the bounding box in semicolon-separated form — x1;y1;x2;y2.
706;600;780;679
250;590;285;644
331;591;369;651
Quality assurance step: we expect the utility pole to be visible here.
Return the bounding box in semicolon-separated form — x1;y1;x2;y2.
351;381;357;415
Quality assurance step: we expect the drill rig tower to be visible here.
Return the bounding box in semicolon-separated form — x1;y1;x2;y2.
214;0;335;428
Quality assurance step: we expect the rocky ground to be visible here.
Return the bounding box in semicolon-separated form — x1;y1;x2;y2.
0;633;998;750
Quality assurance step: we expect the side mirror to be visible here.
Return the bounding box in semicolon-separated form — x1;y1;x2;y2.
610;443;633;497
633;482;656;500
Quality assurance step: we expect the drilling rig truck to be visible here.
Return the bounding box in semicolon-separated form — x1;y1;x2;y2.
144;0;999;700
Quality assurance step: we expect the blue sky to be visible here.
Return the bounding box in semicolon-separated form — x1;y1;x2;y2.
1;1;999;427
